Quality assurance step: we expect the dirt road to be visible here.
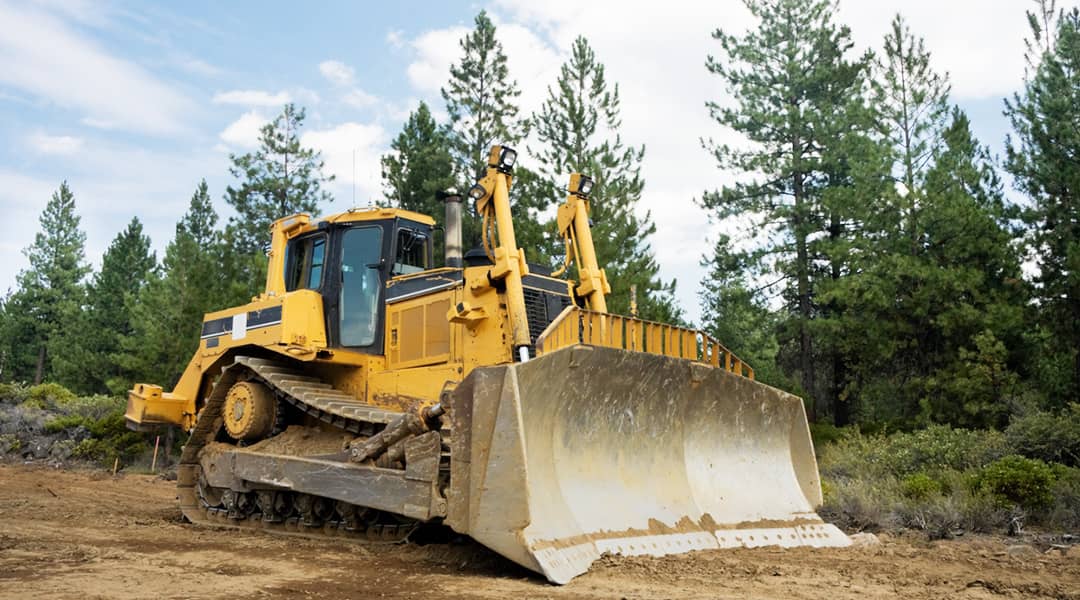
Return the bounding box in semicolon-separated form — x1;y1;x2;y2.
0;464;1077;600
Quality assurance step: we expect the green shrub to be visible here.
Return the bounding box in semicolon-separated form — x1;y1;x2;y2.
819;425;1009;480
894;494;960;540
0;433;21;453
1046;464;1080;530
19;382;77;410
818;476;898;532
70;429;147;465
809;422;850;451
900;473;942;501
44;414;91;433
1006;404;1080;467
970;455;1056;511
956;489;1010;533
0;382;29;405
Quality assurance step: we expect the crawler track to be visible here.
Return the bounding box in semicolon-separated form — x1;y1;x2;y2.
177;356;421;543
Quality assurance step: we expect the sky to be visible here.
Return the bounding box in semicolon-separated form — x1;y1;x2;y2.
0;0;1070;325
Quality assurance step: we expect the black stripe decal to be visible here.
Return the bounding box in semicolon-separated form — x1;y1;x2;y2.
248;305;282;328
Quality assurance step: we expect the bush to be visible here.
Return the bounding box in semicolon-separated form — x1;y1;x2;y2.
956;489;1010;534
809;422;850;451
819;424;1009;480
1046;464;1080;530
894;494;961;540
0;383;29;405
970;455;1056;511
818;477;897;533
0;433;21;453
20;383;77;410
900;473;942;501
1006;404;1080;467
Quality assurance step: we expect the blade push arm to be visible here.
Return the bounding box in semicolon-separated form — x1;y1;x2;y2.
555;173;611;312
470;146;532;359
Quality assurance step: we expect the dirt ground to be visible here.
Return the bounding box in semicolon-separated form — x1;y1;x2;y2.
0;464;1077;600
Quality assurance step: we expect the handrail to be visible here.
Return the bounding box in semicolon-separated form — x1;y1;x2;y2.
535;306;755;380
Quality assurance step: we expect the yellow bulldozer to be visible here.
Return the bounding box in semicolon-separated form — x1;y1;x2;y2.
125;145;847;584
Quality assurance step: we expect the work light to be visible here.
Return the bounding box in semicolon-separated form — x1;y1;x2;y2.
570;173;594;197
468;183;487;200
488;145;517;173
500;147;517;169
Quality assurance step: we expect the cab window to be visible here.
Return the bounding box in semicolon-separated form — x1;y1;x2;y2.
340;226;383;347
393;227;429;275
284;235;326;291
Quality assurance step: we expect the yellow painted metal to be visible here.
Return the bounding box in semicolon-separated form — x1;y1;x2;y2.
536;306;755;381
125;383;191;430
264;214;311;296
448;345;847;584
555;174;611;312
222;381;277;441
385;292;452;369
471;147;532;353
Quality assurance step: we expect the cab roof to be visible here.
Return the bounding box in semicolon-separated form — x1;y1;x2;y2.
320;206;436;226
274;207;437;235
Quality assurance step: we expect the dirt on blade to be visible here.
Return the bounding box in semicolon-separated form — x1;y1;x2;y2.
0;463;1077;600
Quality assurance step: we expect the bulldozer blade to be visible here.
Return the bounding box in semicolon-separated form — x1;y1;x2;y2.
446;345;848;584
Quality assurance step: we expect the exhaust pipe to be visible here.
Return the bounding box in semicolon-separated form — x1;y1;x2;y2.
439;190;463;268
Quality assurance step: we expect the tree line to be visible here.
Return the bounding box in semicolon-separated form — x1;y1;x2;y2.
0;0;1076;436
701;0;1079;430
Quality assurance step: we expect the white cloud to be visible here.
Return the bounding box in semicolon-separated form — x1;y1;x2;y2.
406;26;470;93
342;88;378;109
0;2;193;136
319;60;355;87
27;133;84;155
301;122;388;207
212;89;292;107
219;111;267;148
386;29;405;49
838;1;1030;100
174;55;222;77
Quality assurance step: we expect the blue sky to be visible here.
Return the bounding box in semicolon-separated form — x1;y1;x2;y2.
0;0;1070;324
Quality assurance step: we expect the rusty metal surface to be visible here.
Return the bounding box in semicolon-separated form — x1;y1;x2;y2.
446;344;848;584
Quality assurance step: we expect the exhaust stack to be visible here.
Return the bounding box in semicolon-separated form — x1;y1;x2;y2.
440;190;463;268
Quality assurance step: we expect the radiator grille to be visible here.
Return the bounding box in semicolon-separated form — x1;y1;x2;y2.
521;287;572;359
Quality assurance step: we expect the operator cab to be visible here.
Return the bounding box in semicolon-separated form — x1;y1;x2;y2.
283;213;434;353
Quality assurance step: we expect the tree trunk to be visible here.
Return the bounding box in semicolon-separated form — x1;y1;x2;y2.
34;345;45;385
793;167;815;420
829;210;848;426
833;351;850;426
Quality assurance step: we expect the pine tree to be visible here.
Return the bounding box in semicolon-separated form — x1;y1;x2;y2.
812;13;954;425
119;181;229;387
875;13;951;249
52;218;155;394
442;11;527;250
837;109;1026;428
225;103;334;263
527;36;680;320
442;10;524;181
1005;5;1080;403
700;235;787;387
381;102;457;263
702;0;873;414
6;182;90;384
